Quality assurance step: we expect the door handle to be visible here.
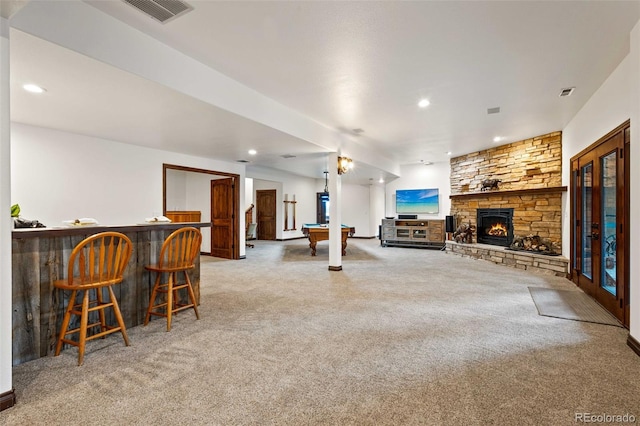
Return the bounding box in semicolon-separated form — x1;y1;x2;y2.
591;232;599;240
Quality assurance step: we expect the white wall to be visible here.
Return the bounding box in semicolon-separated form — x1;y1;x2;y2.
11;123;245;228
340;184;374;238
563;19;639;340
629;21;640;342
385;162;451;220
370;185;386;237
245;177;254;221
165;169;187;211
1;15;12;396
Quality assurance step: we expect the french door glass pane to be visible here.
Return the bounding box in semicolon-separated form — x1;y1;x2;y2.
581;163;592;279
601;152;617;296
572;170;578;270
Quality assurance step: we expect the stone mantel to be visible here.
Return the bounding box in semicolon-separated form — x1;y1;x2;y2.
449;186;567;200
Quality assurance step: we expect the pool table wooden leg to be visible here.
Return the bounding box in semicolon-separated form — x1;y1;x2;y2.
309;239;317;256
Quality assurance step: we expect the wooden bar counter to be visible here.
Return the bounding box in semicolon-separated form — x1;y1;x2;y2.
11;222;210;366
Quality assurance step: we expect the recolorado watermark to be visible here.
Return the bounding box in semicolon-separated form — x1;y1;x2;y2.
575;413;636;423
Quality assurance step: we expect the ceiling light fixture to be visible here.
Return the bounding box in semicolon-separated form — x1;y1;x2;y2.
493;136;502;143
446;151;452;156
248;149;257;155
338;156;354;175
23;84;46;94
418;99;430;108
379;178;385;183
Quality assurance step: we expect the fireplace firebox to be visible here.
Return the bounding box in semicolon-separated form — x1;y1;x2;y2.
476;208;514;247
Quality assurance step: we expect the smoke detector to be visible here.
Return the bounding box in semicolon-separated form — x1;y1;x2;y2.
123;0;193;24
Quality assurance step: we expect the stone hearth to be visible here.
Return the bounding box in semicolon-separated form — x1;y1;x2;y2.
446;241;568;277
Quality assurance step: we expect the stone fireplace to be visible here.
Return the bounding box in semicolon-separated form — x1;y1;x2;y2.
446;131;568;276
476;208;514;247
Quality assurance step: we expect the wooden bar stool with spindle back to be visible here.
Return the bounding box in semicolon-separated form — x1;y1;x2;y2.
54;232;133;366
144;227;202;331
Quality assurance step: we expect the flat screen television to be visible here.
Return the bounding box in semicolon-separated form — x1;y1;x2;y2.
396;188;439;214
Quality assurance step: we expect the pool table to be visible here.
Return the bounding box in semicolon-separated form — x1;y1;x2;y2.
301;224;356;256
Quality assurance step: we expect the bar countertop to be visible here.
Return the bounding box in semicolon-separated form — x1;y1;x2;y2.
12;221;211;239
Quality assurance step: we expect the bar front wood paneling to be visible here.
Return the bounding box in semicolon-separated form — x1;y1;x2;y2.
11;222;210;366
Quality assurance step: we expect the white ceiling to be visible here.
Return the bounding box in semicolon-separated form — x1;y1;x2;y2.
9;1;640;184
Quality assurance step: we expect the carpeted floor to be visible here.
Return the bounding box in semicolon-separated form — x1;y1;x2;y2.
4;238;640;425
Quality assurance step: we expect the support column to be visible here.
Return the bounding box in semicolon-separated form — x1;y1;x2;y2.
328;152;342;271
0;15;15;410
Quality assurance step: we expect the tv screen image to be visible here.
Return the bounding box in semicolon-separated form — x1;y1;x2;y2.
396;188;439;214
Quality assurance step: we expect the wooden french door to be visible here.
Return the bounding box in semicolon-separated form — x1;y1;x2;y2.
571;121;629;325
256;190;276;240
210;178;236;259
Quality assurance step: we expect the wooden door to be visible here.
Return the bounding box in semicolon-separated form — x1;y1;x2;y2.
256;190;276;240
571;123;628;324
210;178;235;259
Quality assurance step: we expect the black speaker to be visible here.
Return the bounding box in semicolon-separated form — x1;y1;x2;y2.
445;215;455;233
398;214;417;219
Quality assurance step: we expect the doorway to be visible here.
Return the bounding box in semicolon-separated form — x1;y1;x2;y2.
570;121;629;325
317;192;329;224
256;189;276;240
163;164;241;260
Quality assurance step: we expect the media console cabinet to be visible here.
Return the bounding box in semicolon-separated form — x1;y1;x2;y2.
381;219;445;249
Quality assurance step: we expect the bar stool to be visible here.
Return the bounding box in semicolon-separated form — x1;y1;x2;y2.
54;232;133;365
144;227;202;331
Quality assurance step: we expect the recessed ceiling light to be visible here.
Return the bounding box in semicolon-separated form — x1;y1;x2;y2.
379;178;385;183
418;99;430;108
446;151;452;156
23;84;46;93
493;136;502;143
248;149;257;155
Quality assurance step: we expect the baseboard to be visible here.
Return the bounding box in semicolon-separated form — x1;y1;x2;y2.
627;334;640;357
328;265;343;271
351;236;376;239
199;252;211;255
239;255;246;259
0;388;16;411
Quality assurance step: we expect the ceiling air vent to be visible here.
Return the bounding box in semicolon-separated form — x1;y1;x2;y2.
487;107;500;115
559;87;575;97
236;159;250;163
123;0;193;24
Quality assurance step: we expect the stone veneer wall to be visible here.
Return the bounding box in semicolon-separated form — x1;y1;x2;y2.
449;131;564;247
450;131;562;194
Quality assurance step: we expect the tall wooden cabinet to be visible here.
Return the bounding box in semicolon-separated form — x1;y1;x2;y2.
381;219;445;249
